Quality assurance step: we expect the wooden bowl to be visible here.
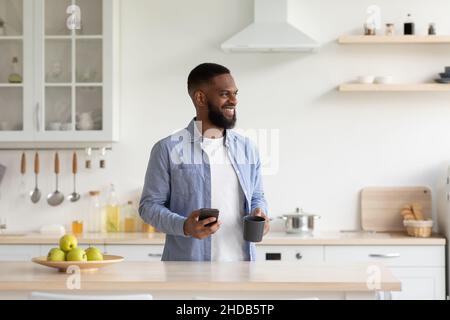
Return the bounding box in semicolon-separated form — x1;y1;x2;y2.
32;255;124;272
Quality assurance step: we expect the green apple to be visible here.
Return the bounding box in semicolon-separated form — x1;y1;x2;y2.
85;246;103;261
59;234;78;252
47;248;66;261
66;247;87;262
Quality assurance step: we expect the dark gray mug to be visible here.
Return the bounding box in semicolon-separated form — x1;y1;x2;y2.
243;215;265;242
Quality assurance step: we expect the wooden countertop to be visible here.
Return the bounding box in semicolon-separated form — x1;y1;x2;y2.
0;231;445;245
0;261;401;292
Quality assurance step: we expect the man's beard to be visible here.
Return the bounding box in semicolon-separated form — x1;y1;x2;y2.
207;101;237;129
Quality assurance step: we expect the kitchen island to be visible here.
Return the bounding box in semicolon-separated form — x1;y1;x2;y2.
0;261;400;300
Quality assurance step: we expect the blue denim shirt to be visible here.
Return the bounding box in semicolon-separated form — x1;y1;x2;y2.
139;118;268;261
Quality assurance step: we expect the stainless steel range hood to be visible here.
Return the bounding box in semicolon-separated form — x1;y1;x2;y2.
221;0;319;53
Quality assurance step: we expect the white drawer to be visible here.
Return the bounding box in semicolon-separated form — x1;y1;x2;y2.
104;245;164;261
324;245;445;267
255;245;324;262
0;245;40;261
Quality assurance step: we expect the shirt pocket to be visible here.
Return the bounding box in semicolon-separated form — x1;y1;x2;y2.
171;166;202;197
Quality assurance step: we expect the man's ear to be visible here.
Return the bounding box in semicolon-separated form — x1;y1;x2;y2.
194;90;207;108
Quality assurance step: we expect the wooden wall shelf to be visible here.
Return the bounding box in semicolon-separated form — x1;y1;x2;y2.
338;35;450;44
338;83;450;92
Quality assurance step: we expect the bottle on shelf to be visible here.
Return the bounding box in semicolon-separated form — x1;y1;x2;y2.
8;57;22;83
86;190;102;233
404;14;415;35
385;23;395;36
428;23;436;35
104;184;121;232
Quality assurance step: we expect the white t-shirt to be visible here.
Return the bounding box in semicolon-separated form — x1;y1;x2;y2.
202;136;246;261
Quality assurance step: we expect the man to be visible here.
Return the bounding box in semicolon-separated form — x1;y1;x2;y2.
139;63;269;261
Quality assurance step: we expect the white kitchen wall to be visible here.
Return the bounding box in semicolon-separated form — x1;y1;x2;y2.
1;0;450;232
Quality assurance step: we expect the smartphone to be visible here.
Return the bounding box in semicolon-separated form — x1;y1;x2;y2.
199;208;219;227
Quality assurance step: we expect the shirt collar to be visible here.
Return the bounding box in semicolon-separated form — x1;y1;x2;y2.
186;117;235;147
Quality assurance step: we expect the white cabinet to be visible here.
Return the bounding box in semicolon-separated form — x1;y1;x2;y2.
104;245;164;261
324;245;446;300
0;244;40;261
0;0;120;143
256;245;324;263
389;267;445;300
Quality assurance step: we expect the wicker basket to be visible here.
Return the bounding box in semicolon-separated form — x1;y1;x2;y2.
403;220;433;238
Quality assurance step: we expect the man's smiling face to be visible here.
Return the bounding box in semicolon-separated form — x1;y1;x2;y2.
205;74;238;129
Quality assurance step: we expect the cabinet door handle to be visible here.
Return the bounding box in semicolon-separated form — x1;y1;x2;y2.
148;253;162;257
295;253;303;260
369;253;400;258
35;103;41;131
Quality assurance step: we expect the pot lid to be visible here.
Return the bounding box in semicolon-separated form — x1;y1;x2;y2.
282;207;316;216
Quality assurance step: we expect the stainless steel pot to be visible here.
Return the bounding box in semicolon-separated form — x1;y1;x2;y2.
279;208;321;234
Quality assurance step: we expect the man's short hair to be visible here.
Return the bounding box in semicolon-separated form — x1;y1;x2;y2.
187;63;230;96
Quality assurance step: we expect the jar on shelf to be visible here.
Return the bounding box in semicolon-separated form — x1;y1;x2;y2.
364;22;376;35
385;23;395;36
428;23;436;35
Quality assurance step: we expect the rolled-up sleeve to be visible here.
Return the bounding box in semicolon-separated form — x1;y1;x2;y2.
139;141;188;237
250;147;268;216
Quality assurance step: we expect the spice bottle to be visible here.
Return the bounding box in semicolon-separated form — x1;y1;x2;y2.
428;23;436;35
404;14;415;35
385;23;395;36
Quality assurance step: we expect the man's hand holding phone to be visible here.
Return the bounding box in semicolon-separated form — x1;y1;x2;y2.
183;208;221;239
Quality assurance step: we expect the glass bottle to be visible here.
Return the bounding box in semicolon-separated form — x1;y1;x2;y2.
104;184;120;232
86;190;102;233
404;14;415;35
123;201;137;232
8;57;22;83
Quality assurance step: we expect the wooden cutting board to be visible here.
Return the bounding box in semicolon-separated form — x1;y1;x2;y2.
361;186;432;232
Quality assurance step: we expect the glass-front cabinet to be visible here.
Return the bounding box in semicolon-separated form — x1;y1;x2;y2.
0;0;119;143
0;0;33;141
